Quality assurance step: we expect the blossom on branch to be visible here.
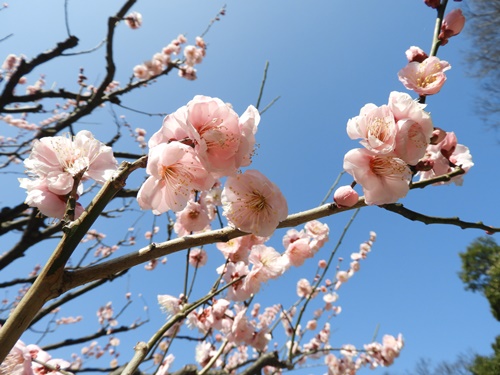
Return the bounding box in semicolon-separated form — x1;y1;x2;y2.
398;56;451;96
124;11;142;29
137;141;215;213
417;131;474;185
19;131;117;219
343;148;411;205
149;96;260;178
222;170;288;236
439;9;465;46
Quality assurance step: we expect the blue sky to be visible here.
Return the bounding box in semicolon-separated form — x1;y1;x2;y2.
1;1;499;374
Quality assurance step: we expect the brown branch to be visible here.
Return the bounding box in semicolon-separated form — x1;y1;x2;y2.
1;88;89;105
1;104;43;113
41;320;148;351
380;203;500;233
239;352;289;375
0;202;29;225
410;166;465;189
62;200;365;293
0;213;63;271
35;0;137;138
30;278;109;326
0;156;147;363
63;178;500;295
0;36;79;106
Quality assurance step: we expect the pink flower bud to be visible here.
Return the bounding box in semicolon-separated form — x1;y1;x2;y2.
439;9;465;46
405;46;428;63
333;185;359;208
443;9;465;36
424;0;440;8
430;128;446;145
415;158;434;172
439;131;457;159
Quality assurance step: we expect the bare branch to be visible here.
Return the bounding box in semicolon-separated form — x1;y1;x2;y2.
0;35;79;106
41;320;148;351
380;203;499;233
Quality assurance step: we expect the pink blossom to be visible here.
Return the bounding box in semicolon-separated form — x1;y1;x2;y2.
380;334;404;366
149;96;260;177
439;9;465;45
216;234;267;264
195;36;206;49
217;261;252;301
248;327;271;351
157;294;182;316
347;104;397;154
174;200;211;235
137;141;215;214
343;148;412;205
184;45;204;66
24;130;118;195
178;65;197;80
405;46;428;63
26;345;71;375
195;341;216;367
248;244;287;282
133;64;149;79
282;228;308;249
157;354;175;375
188;248;208;267
235;105;260;167
306;320;317;331
388;92;434;165
398;56;451;96
2;53;19;71
19;177;84;219
222;170;288;236
323;292;339;304
418;131;473;186
124;11;142;29
296;278;313;298
305;220;329;242
284;238;314;267
0;340;33;375
334;185;359;208
305;220;329;251
229;310;254;344
186;96;242;176
148;104;195;148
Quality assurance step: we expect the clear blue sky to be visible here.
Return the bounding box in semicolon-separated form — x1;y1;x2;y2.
1;1;499;374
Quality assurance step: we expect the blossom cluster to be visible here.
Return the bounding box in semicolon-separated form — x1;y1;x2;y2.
343;91;430;205
324;334;404;374
137;95;288;237
19;130;118;219
334;231;376;290
0;339;71;375
417;130;473;185
342;32;472;206
133;34;207;81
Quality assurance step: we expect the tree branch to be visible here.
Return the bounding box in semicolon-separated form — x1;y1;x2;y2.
0;156;147;363
380;203;500;233
0;36;79;106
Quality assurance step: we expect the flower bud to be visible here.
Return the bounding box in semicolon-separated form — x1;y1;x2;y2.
424;0;440;9
334;185;359;208
405;46;428;63
430;127;446;145
439;9;465;46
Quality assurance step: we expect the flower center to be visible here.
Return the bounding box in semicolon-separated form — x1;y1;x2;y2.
247;190;268;212
370;156;408;177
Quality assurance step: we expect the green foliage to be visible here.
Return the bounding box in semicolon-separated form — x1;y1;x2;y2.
469;335;500;375
459;236;500;320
